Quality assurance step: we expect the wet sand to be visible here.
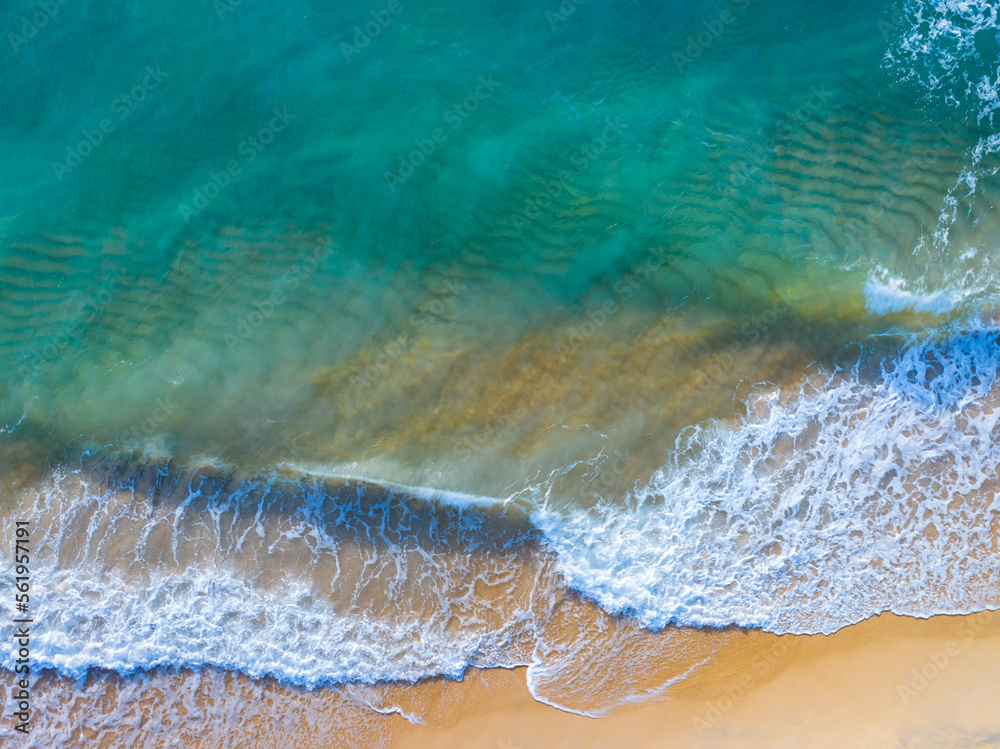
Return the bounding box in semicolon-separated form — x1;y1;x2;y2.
5;610;998;748
392;610;1000;749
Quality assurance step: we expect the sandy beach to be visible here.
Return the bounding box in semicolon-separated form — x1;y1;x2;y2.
4;1;1000;746
6;609;998;747
390;611;1000;749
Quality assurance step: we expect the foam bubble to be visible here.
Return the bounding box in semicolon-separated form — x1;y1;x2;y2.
535;323;1000;634
884;0;1000;248
864;274;969;315
5;322;1000;702
0;467;543;688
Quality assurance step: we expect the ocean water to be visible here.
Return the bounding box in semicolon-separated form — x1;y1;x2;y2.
1;0;999;744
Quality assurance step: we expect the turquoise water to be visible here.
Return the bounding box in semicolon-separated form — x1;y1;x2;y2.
2;0;993;483
2;0;1000;741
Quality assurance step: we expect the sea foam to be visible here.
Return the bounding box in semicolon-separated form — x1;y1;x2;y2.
885;0;1000;248
535;322;1000;634
864;273;968;315
4;322;1000;702
0;467;543;688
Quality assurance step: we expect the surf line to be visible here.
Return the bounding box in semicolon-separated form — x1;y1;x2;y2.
10;520;32;735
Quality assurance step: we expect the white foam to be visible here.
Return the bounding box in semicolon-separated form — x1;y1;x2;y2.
0;469;540;689
0;667;400;749
5;322;1000;705
534;323;1000;635
0;414;26;435
864;274;968;315
526;654;712;719
277;461;513;510
885;0;1000;248
0;563;480;686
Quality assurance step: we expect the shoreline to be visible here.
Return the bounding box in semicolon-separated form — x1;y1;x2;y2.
391;609;1000;749
4;610;999;747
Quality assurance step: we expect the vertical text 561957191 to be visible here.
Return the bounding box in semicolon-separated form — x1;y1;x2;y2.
11;521;31;735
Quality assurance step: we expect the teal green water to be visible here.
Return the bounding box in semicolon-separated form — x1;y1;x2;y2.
0;0;996;498
4;1;1000;741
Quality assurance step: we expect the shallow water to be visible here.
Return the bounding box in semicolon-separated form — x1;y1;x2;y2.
1;0;1000;743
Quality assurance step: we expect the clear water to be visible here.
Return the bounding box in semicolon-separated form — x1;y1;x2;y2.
1;0;1000;739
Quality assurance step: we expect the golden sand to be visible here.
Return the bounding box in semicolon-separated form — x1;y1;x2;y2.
7;610;998;748
390;611;1000;749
